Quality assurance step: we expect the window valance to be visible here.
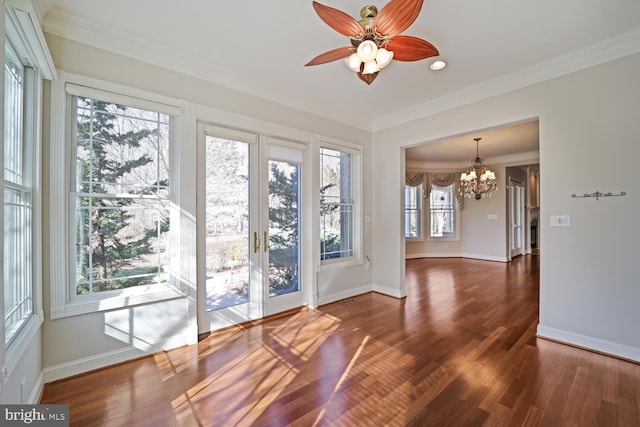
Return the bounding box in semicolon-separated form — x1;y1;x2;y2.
405;172;464;209
405;172;427;187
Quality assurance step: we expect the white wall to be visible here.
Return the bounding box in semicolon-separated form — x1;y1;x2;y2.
373;52;640;361
41;34;373;381
0;330;42;403
459;164;508;261
406;239;463;259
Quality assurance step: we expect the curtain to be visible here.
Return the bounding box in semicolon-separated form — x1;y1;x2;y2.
405;171;464;209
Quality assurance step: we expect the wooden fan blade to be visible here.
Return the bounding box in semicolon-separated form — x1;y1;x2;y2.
305;46;355;66
357;71;379;85
373;0;424;39
386;35;438;61
312;1;365;38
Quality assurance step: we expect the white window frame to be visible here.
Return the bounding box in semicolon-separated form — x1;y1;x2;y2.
318;138;362;270
428;183;460;241
404;184;423;241
49;73;188;319
4;37;34;347
2;0;53;383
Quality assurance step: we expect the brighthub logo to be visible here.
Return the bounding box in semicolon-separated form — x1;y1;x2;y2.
1;405;68;425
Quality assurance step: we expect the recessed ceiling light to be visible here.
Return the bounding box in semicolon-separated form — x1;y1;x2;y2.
429;60;447;71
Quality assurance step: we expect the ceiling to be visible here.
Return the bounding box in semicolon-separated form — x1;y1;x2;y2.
405;120;539;165
33;0;640;161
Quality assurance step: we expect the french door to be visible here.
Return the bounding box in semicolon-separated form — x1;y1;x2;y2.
196;124;306;333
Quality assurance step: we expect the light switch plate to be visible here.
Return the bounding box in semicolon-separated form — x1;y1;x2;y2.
550;215;570;226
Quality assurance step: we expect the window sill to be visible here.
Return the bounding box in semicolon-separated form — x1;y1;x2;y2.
406;236;425;242
319;256;362;272
427;236;460;242
50;283;186;319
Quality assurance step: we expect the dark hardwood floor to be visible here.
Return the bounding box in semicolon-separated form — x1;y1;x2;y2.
41;256;640;426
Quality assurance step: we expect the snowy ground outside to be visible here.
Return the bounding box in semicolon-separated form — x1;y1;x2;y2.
206;268;249;311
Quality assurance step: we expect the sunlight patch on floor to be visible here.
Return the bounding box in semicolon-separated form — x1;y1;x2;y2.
168;309;341;425
269;310;341;362
170;343;298;425
153;327;246;382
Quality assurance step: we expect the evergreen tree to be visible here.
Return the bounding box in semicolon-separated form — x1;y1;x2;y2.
76;98;168;293
267;161;299;294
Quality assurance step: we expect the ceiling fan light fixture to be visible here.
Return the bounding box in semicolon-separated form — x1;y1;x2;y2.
356;40;378;61
429;60;447;71
345;53;362;71
362;59;380;74
376;48;394;69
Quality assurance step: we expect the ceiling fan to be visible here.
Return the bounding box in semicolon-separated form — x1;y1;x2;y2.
305;0;439;85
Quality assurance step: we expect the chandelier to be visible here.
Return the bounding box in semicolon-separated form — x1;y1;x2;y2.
460;138;497;200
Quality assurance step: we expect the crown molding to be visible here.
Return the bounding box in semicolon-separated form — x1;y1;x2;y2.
43;9;640;134
373;27;640;132
42;9;374;131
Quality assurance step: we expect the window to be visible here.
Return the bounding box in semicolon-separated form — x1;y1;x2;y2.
71;95;171;295
320;145;360;263
404;185;422;239
3;40;33;345
3;0;55;375
50;77;185;318
429;184;456;238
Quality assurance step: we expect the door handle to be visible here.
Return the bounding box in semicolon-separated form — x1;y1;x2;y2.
253;231;260;253
264;231;268;252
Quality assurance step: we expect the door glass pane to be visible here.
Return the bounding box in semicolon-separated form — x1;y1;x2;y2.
205;136;250;311
268;160;300;297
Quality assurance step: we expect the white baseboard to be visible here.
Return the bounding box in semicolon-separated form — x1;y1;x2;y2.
318;285;373;306
28;372;44;404
318;283;407;306
43;327;195;383
372;283;406;299
405;252;459;259
537;325;640;362
43;346;148;383
406;253;509;263
461;253;509;262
